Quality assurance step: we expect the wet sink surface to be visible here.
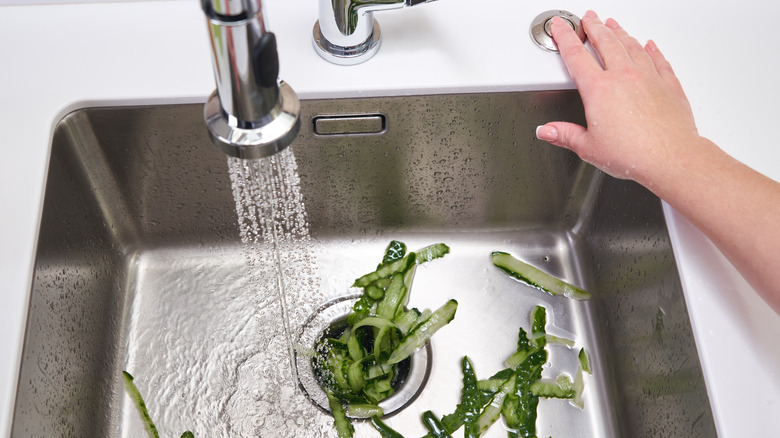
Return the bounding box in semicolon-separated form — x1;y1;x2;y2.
13;91;716;437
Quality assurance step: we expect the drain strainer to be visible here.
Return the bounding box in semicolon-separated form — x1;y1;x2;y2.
295;295;432;418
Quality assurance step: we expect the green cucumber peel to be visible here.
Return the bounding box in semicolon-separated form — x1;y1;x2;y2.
579;347;591;374
394;308;422;334
351;316;398;332
542;334;576;348
530;305;547;336
422;410;453;438
122;371;194;438
346;403;383;418
476;374;517;435
508;348;545;437
365;284;385;300
476;377;509;393
370;415;405;438
414;243;450;264
573;365;586;410
433;305;588;438
504;350;529;369
530;374;576;399
491;251;591;300
327;392;354;438
346;329;364;362
353;255;414;288
319;242;456;437
382;240;407;265
386;299;458;365
366;363;393;380
475;368;513;393
347;360;366;393
440;356;483;436
122;371;160;438
376;272;406;321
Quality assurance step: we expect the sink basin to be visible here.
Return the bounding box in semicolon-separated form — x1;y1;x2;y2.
12;91;716;437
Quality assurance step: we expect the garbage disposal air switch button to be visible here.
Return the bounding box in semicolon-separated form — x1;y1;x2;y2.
530;10;586;53
544;17;576;37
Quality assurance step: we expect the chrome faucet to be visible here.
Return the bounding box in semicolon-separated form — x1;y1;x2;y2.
201;0;300;159
313;0;438;65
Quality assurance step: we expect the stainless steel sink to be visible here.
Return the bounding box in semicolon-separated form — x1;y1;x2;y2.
12;91;716;437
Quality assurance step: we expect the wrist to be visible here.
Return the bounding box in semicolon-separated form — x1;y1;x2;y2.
633;134;715;195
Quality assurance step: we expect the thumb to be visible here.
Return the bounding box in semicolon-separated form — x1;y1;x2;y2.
536;122;588;153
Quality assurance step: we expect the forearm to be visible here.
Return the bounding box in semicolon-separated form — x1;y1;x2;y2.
648;137;780;312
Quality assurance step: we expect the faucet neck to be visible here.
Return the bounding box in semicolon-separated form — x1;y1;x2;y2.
202;0;262;22
325;0;404;40
202;0;301;159
203;0;276;126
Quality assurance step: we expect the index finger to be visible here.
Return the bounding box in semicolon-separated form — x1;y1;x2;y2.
550;16;601;83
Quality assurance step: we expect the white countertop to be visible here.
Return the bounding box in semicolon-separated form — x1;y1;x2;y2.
1;0;779;436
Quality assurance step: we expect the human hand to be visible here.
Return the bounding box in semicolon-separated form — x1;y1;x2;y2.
536;11;702;187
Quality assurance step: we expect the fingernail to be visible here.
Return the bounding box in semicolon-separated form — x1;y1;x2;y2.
550;16;569;32
536;125;559;142
645;39;658;52
605;18;620;29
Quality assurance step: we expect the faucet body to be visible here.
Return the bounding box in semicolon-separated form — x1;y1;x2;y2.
314;0;437;65
202;0;300;159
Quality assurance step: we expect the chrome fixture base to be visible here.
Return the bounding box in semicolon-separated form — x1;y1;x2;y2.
313;0;438;65
204;82;301;159
530;10;586;53
312;20;382;66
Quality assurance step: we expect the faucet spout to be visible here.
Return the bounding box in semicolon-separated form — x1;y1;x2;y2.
202;0;301;159
313;0;438;65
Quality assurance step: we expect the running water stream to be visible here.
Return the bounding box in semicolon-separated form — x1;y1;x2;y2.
222;149;333;435
227;150;311;385
126;148;364;436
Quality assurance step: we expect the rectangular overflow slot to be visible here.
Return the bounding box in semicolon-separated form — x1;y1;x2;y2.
313;114;386;136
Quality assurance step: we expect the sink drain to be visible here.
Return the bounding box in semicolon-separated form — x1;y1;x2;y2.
295;295;432;418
